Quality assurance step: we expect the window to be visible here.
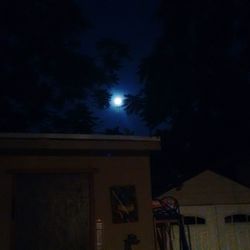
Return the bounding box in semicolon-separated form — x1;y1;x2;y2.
225;214;250;223
184;216;206;225
171;216;206;225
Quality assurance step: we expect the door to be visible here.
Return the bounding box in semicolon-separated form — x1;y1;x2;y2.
216;204;250;250
171;206;220;250
14;173;91;250
171;205;250;250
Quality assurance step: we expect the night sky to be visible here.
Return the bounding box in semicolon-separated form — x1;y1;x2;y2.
80;0;162;134
1;0;250;195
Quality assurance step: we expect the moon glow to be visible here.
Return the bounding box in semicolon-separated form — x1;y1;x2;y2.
112;95;123;107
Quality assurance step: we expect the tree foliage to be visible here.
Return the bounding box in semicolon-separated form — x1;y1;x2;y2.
126;0;250;168
0;0;129;133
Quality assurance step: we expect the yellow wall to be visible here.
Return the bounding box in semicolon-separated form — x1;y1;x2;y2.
0;155;155;250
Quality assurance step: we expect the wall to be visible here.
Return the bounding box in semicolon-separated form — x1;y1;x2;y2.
172;204;250;250
0;173;12;250
161;170;250;250
0;154;155;250
94;156;154;250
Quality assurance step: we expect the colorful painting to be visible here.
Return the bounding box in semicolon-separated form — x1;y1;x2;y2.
110;185;138;223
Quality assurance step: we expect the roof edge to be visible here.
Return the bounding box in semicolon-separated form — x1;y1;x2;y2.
0;133;160;142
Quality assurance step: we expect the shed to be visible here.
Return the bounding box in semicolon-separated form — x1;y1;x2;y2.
0;133;160;250
159;170;250;250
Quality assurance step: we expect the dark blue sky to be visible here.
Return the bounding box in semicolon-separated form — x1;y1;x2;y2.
80;0;162;134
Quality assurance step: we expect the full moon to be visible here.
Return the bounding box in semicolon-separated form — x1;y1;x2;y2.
112;95;123;107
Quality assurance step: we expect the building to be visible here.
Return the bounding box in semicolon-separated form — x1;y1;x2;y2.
159;170;250;250
0;133;160;250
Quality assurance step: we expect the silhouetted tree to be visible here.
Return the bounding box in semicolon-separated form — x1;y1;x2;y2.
0;0;129;133
126;0;250;180
105;126;135;135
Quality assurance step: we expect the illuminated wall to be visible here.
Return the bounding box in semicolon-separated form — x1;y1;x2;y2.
0;135;159;250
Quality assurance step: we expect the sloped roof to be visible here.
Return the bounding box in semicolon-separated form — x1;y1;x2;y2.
159;170;250;205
